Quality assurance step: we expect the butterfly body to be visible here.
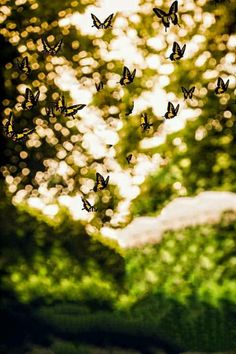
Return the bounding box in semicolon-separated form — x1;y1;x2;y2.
181;86;195;100
140;113;153;131
81;197;97;212
169;42;186;61
42;38;63;55
16;56;31;76
91;13;114;29
22;88;40;110
164;102;179;119
93;172;109;192
120;66;136;86
153;1;179;31
215;77;229;95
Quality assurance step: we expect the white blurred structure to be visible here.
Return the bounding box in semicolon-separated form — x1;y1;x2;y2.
112;191;236;248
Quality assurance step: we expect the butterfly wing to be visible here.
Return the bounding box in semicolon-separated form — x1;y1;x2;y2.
52;39;63;54
46;106;54;117
42;37;52;54
181;87;188;99
55;95;66;112
126;154;132;163
104;176;109;187
169;1;178;25
174;104;180;115
173;41;180;55
130;69;136;81
165;102;175;119
33;90;40;105
81;197;92;211
3;112;15;138
93;172;105;192
63;104;86;117
22;88;33;110
95;82;104;91
103;13;114;28
224;79;229;90
189;86;195;98
91;13;102;29
120;66;132;85
140;113;146;127
12;128;34;142
125;101;134;116
181;44;186;57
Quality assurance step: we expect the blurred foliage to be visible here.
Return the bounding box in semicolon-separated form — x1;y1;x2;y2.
0;0;236;353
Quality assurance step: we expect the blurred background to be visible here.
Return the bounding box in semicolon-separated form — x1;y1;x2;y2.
0;0;236;353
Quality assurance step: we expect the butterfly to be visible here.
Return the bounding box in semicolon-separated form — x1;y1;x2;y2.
126;154;133;164
168;42;186;61
16;56;31;76
153;1;179;32
3;113;34;142
125;101;134;116
21;88;40;110
91;13;114;29
215;77;229;95
95;81;104;92
93;172;109;192
12;128;34;142
55;95;86;118
164;102;180;119
81;197;97;212
42;37;63;55
181;86;195;100
119;66;136;86
140;113;153;131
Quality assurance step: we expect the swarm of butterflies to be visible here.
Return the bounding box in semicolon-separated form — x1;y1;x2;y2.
2;0;231;213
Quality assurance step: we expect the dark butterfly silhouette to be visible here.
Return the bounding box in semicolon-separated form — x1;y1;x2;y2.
95;81;104;92
125;101;134;116
164;102;179;119
153;1;179;32
81;197;97;212
140;113;153;131
181;86;195;99
119;66;136;86
55;95;86;118
168;42;186;61
93;172;109;192
91;13;114;29
126;154;133;164
215;77;229;95
16;56;31;76
21;88;40;110
3;112;34;142
42;37;63;55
